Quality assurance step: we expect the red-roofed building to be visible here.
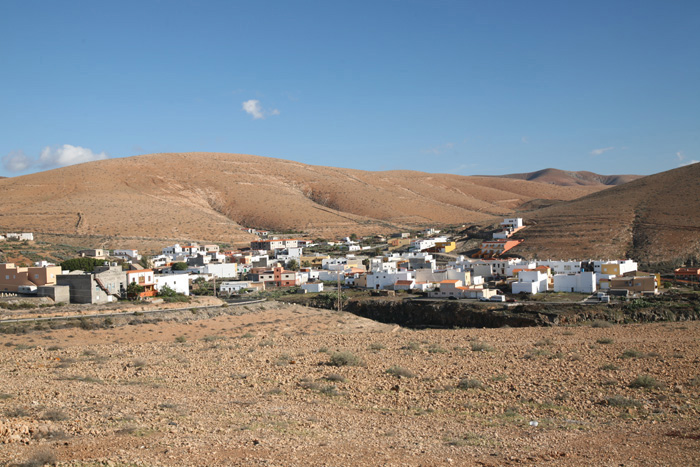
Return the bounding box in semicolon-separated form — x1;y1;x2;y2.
477;239;523;258
126;269;157;299
674;267;700;284
250;265;301;287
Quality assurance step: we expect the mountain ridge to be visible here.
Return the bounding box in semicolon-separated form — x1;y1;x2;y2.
497;168;642;186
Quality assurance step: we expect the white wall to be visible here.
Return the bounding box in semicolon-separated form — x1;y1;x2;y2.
155;274;190;295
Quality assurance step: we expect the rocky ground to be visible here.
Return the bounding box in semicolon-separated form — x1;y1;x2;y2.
0;301;698;466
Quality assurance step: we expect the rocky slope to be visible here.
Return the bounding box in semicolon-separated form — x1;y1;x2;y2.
0;153;602;245
0;301;698;466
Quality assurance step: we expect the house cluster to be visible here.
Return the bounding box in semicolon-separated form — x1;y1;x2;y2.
0;260;184;304
0;232;34;242
506;258;658;297
0;220;668;305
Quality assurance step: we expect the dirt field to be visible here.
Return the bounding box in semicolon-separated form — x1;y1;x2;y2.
1;301;698;466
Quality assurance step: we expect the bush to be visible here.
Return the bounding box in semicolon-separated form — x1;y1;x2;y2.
385;366;415;378
457;378;484;390
328;351;363;367
41;409;69;421
629;374;661;389
60;257;106;272
324;373;346;383
596;337;614;345
175;335;187;343
470;342;494;352
621;349;645;359
22;446;57;467
606;395;641;407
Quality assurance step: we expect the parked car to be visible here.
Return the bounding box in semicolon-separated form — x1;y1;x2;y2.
479;297;490;302
489;295;506;302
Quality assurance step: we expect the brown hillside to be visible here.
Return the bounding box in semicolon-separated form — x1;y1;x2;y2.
512;163;700;268
0;153;601;247
499;168;642;186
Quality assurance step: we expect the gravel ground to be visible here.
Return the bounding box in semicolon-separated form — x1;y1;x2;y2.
1;301;698;466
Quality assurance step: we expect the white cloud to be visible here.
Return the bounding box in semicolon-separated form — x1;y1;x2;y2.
1;151;33;172
677;151;685;161
242;99;280;120
590;146;614;156
2;145;108;173
521;136;529;143
38;144;108;168
242;99;264;119
680;159;699;167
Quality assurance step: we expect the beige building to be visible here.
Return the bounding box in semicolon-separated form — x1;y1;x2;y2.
0;263;62;293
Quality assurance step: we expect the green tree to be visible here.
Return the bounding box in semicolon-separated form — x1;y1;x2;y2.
127;281;145;299
349;233;358;241
287;259;299;271
171;262;188;271
60;257;107;272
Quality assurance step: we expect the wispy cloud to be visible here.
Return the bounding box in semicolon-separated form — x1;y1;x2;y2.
1;150;33;172
590;146;614;156
423;142;455;155
521;136;529;144
2;144;108;173
242;99;280;120
675;150;698;167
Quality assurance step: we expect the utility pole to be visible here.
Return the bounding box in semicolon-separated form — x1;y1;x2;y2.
337;270;342;313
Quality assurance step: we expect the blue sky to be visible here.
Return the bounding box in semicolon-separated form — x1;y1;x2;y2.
1;0;698;177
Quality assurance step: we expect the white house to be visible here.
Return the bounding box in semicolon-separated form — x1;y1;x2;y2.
512;270;549;294
113;249;142;261
365;270;414;290
428;280;497;299
190;263;238;279
301;282;324;293
536;260;582;275
162;244;183;256
553;272;597;293
501;218;523;229
219;281;253;293
155;274;190;295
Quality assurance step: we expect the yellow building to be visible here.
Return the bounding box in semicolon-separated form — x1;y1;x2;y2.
0;263;62;293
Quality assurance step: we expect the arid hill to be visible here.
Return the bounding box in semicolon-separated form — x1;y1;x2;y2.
512;163;700;269
0;153;601;247
498;168;641;186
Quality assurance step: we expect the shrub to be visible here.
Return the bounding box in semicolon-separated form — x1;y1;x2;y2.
534;338;554;347
6;406;29;418
41;409;69;421
328;351;362;367
385;366;415;378
175;335;187;343
629;374;661;389
369;342;386;351
324;373;346;383
427;344;447;354
606;395;642;407
402;342;421;351
621;349;645;359
596;337;614;345
457;378;483;390
600;363;619;371
23;446;57;467
470;342;494;352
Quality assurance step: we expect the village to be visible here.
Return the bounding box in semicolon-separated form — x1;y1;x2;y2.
1;218;693;309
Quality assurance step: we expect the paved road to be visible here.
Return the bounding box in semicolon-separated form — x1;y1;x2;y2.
0;299;266;325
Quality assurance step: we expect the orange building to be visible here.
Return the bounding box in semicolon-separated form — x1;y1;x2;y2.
0;263;62;293
674;267;700;284
477;239;523;258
